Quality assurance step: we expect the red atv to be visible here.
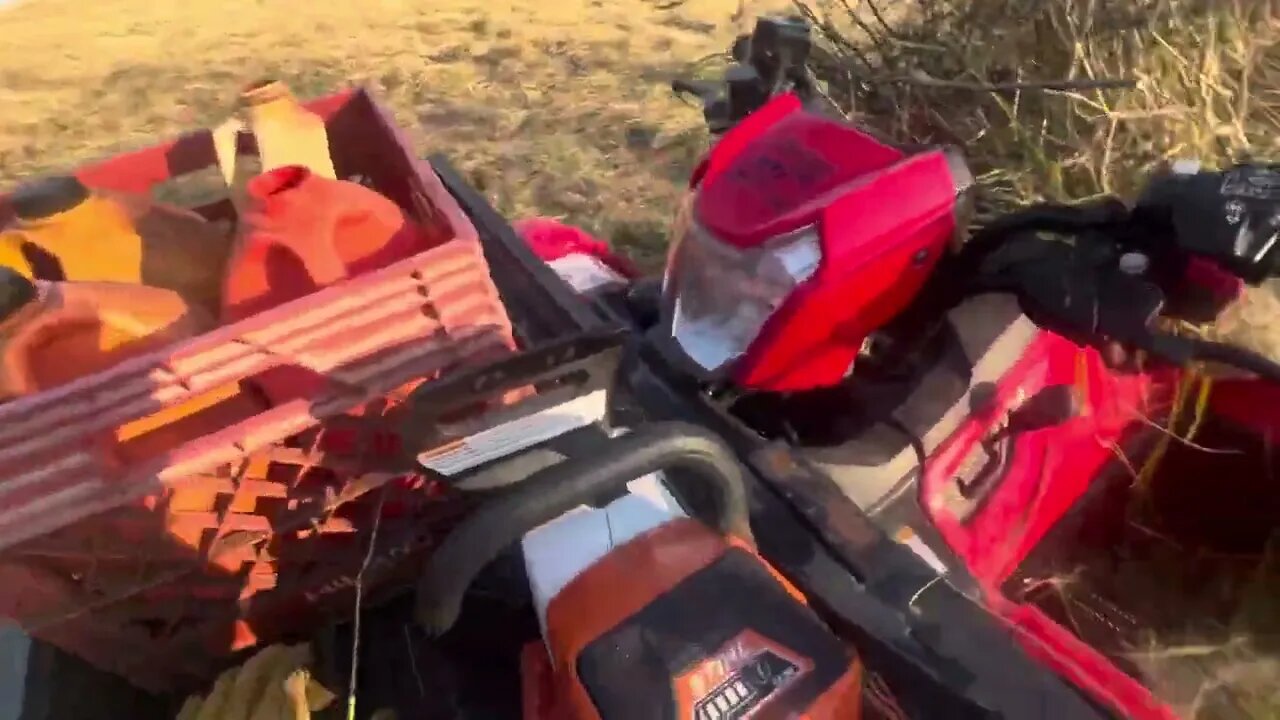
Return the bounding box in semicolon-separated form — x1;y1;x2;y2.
404;14;1280;717
448;16;1280;720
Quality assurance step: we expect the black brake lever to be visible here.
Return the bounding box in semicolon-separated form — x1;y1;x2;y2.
671;78;720;102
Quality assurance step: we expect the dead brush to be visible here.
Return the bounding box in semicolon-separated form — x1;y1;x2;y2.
792;0;1280;717
795;0;1280;218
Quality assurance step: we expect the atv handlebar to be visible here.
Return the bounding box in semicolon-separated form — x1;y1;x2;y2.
947;166;1280;384
672;15;1280;381
415;422;751;636
671;15;816;134
671;78;718;99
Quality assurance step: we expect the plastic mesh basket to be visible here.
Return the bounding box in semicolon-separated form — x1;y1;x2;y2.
0;88;524;692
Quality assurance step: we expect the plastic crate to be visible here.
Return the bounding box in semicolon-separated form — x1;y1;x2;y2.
0;90;625;694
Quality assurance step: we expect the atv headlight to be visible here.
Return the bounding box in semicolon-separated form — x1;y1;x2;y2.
662;203;822;373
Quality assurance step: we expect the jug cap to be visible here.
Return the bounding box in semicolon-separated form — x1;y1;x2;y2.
247;165;313;200
11;176;90;220
241;80;293;107
0;267;37;322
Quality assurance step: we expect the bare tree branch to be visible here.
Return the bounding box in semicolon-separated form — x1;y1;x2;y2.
868;73;1137;92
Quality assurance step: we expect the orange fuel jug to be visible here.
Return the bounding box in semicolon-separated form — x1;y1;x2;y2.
241;80;338;180
0;268;260;451
0;240;32;278
0;176;233;314
221;165;426;322
0;269;215;397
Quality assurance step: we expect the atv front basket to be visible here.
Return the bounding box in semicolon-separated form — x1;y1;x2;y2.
0;89;622;694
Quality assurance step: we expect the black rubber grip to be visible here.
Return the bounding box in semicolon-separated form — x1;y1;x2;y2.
415;422;752;635
671;78;703;96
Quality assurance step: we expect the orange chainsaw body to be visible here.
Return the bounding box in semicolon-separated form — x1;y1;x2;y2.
521;518;864;720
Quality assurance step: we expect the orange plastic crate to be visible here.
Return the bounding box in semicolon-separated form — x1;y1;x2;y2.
0;88;531;692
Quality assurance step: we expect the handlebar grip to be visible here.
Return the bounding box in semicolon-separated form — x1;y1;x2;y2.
672;78;721;101
672;78;702;96
415;422;751;635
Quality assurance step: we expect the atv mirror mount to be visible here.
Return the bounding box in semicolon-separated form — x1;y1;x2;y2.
747;15;813;89
958;384;1081;501
672;15;816;135
1006;384;1081;434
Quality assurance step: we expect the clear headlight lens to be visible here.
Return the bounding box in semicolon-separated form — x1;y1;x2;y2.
662;206;821;373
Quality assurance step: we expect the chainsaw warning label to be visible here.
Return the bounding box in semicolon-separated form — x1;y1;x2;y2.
691;649;801;720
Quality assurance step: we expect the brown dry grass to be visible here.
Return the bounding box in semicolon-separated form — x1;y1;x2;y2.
0;0;786;267
800;0;1280;216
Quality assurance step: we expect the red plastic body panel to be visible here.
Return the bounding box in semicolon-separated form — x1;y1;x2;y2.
695;95;905;247
920;330;1183;720
513;217;641;279
1211;378;1280;435
688;94;963;392
734;151;961;391
922;333;1158;581
989;597;1183;720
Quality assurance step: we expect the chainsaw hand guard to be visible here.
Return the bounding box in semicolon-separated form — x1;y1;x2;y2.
415;422;751;636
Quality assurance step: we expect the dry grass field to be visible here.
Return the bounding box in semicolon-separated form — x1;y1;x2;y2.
0;0;786;266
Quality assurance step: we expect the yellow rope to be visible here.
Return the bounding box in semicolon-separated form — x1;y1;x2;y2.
1185;372;1214;444
1135;370;1214;491
1136;372;1189;491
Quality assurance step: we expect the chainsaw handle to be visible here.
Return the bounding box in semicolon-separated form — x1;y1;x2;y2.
415;422;752;636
